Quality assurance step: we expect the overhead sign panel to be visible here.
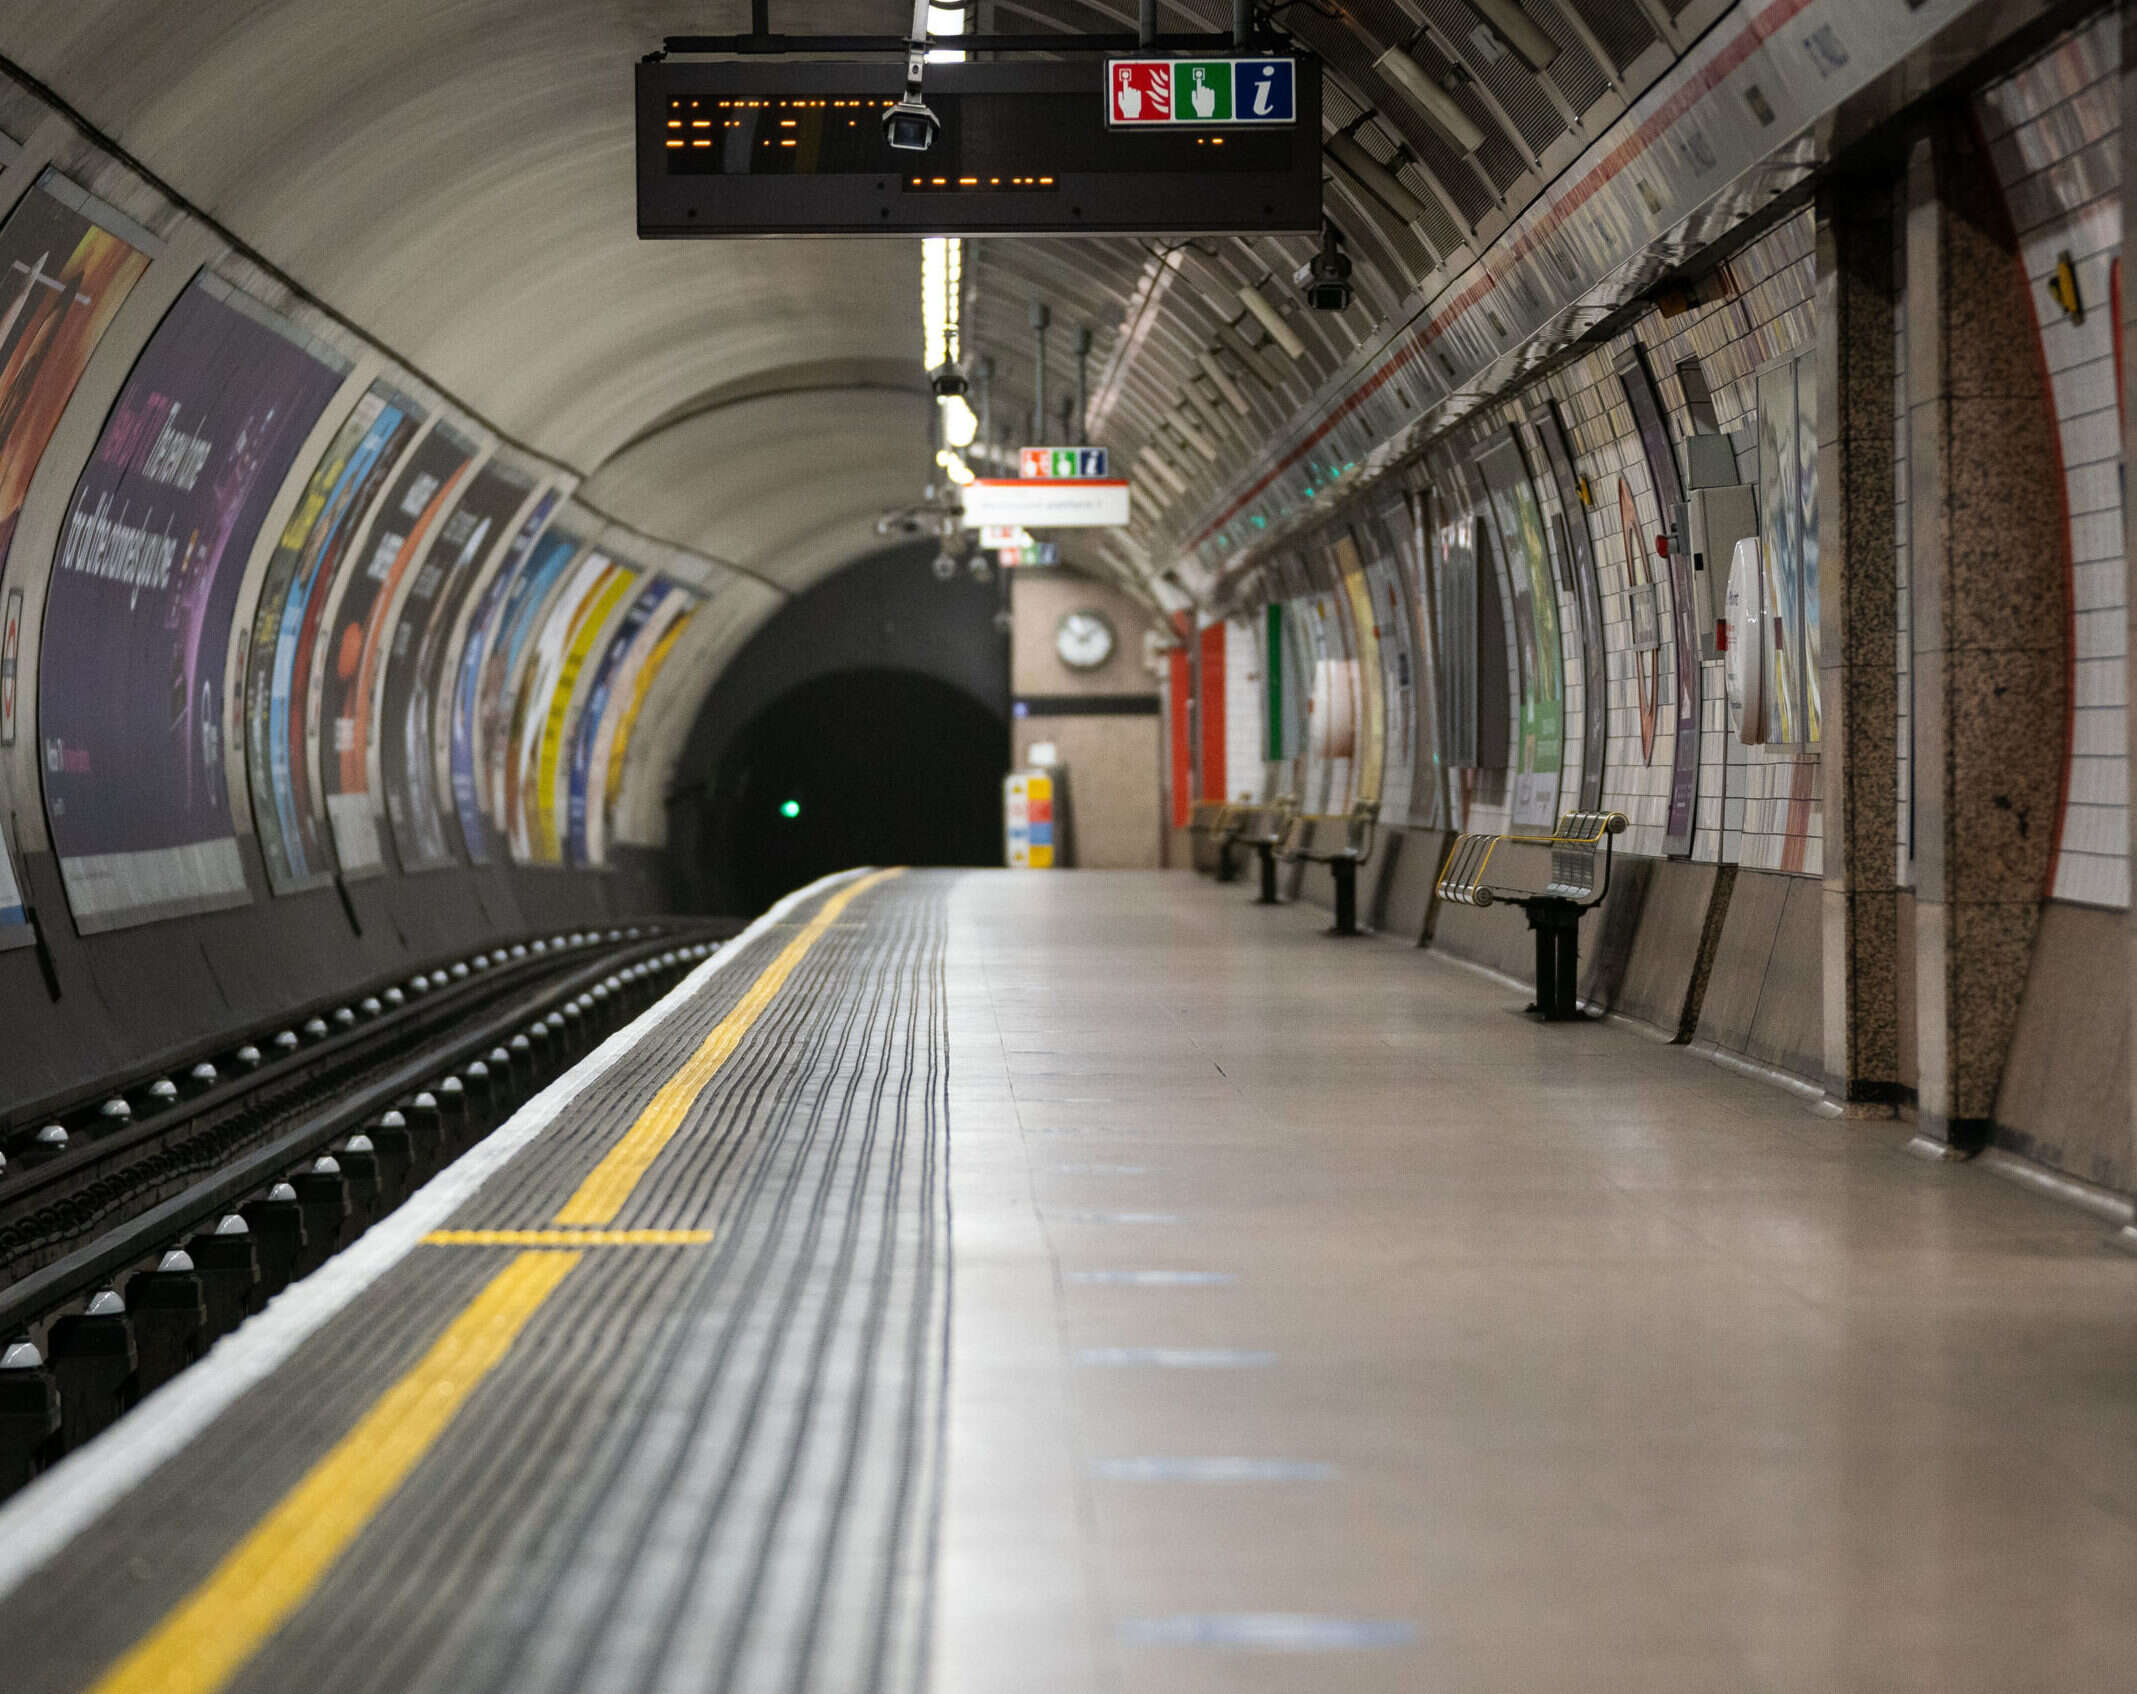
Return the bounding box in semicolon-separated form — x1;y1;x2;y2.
1020;446;1109;479
638;58;1321;237
1107;59;1296;126
963;477;1130;529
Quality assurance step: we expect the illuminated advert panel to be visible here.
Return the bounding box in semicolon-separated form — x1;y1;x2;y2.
637;58;1321;237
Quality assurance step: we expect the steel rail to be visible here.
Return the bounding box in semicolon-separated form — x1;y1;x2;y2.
0;933;704;1339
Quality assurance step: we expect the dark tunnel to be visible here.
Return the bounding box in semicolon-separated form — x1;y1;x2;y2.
697;668;1007;912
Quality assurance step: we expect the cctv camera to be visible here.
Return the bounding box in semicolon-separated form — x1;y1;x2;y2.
931;548;958;581
1298;223;1354;313
931;364;968;399
884;96;940;153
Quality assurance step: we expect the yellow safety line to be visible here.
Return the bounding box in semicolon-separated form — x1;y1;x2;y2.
424;1228;713;1247
85;1250;580;1694
553;867;904;1226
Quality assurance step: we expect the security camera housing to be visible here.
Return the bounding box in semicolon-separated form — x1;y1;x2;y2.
931;365;969;399
1299;226;1354;312
884;96;941;152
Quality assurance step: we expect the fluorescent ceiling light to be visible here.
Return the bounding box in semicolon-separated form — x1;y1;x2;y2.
1324;131;1433;229
1171;403;1220;461
1216;321;1284;388
1180;382;1232;444
1467;0;1558;73
925;3;966;62
1373;48;1486;154
1197;350;1251;415
1238;283;1307;359
1143;448;1190;494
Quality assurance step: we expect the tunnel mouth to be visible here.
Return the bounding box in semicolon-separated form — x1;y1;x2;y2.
698;667;1007;912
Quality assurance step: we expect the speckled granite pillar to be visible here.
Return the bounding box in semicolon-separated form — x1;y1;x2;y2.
2122;1;2137;1235
1816;181;1903;1110
1904;114;2069;1153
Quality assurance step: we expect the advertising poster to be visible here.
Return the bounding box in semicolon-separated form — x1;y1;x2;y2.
315;423;474;875
1536;404;1609;810
1755;355;1822;747
1475;431;1564;832
40;274;347;930
599;603;693;856
1364;552;1413;827
530;561;638;865
505;552;623;862
0;176;154;579
1617;348;1699;853
1296;590;1340;813
379;455;534;870
0;174;155;947
475;523;585;846
449;491;559;863
243;382;423;891
1331;532;1386;809
565;578;677;868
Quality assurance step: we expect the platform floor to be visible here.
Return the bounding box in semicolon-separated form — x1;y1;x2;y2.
3;869;2136;1693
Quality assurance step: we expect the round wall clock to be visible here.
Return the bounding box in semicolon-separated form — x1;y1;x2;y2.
1054;608;1116;671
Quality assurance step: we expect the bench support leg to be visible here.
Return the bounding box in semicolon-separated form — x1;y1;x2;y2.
1329;859;1359;937
1522;899;1585;1021
1215;841;1238;884
1254;844;1279;905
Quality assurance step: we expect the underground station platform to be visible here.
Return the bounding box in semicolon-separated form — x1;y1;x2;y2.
1;869;2134;1694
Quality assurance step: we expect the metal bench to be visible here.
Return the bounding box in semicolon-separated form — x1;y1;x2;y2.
1435;810;1628;1021
1219;799;1294;903
1188;800;1230;876
1278;801;1380;936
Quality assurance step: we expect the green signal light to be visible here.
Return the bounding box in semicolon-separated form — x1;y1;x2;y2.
779;799;801;819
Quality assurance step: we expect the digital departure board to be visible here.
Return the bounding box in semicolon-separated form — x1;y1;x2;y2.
637;58;1322;236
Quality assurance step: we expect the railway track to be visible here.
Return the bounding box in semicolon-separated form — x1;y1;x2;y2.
0;921;729;1497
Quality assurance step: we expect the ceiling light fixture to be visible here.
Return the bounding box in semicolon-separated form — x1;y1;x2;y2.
1197;349;1251;415
1466;0;1558;73
1324;129;1433;228
1238;283;1307;359
1372;47;1487;154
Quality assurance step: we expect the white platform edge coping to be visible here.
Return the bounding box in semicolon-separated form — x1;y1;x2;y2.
0;865;876;1605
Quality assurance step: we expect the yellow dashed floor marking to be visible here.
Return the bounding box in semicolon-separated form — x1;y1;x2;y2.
423;1228;713;1247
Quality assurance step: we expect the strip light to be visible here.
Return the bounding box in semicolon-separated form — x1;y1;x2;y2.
1373;47;1486;154
1197;350;1251;415
1468;0;1559;73
1238;283;1307;359
921;5;976;449
1324;130;1433;229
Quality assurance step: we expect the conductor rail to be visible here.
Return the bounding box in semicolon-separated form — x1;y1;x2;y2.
1435;811;1628;1020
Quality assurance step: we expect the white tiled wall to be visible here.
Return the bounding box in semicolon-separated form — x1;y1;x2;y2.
1521;210;1823;871
1223;614;1267;803
1632;217;1823;876
1514;409;1590;821
1550;352;1677;856
1977;10;2127;908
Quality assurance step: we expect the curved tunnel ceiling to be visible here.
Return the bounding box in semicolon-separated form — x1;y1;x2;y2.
0;0;1988;875
0;0;1753;608
0;0;935;593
